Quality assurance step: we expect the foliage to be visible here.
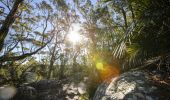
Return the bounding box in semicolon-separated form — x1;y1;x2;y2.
0;0;170;99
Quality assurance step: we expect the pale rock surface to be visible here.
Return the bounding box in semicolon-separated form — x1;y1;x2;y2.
93;71;167;100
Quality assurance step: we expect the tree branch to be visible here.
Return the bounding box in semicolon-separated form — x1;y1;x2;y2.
0;36;53;62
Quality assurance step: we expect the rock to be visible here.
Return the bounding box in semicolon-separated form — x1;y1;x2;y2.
132;71;141;77
135;93;144;98
63;84;69;91
150;86;157;91
78;87;86;94
13;79;87;100
146;96;154;100
74;95;79;99
93;71;166;100
132;95;137;100
127;98;133;100
13;86;37;100
101;96;110;100
78;82;86;94
112;92;124;99
137;87;145;91
136;80;144;84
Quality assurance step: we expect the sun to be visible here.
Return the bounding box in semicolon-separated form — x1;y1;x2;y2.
68;32;81;43
67;24;82;44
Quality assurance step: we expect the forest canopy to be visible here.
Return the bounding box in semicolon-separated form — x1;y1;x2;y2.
0;0;170;99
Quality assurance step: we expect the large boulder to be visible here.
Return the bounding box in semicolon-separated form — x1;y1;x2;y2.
93;71;170;100
13;86;37;100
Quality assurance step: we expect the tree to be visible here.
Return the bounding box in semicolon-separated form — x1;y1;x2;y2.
0;0;54;64
0;0;54;85
39;0;80;79
0;0;24;51
109;0;170;70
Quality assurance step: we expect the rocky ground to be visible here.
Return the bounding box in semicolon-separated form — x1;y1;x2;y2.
12;79;87;100
1;69;170;100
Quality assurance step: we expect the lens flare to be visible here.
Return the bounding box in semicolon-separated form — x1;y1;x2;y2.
96;62;104;70
99;65;120;82
0;86;16;99
95;61;120;82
